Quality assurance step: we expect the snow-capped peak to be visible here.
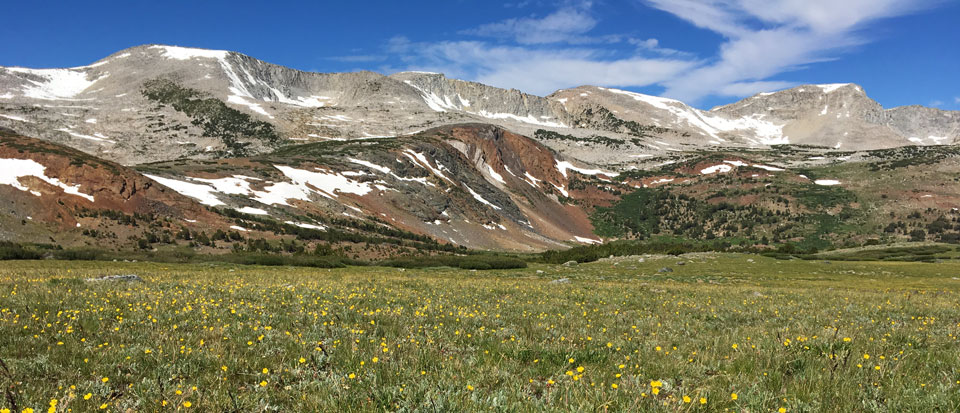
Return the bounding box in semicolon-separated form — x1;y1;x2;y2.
814;83;854;94
395;70;443;76
149;45;230;60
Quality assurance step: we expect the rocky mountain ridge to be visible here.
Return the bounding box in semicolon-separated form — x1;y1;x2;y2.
0;44;956;167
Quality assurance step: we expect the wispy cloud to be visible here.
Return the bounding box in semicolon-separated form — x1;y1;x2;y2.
628;38;691;57
382;3;698;96
955;97;960;104
645;0;937;101
460;6;598;45
381;0;937;101
929;100;944;107
384;37;695;95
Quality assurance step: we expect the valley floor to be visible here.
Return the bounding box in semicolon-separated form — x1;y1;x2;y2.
1;255;959;411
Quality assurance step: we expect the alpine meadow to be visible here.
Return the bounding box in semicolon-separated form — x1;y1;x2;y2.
2;0;960;411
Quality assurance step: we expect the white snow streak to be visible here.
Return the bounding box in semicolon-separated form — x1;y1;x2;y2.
573;236;603;245
464;185;501;210
4;67;107;100
56;128;115;143
0;158;94;201
555;160;618;178
0;114;31;122
348;158;392;174
485;164;505;184
236;206;269;215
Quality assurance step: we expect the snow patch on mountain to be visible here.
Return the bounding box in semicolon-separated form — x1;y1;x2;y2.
555;160;618;178
274;165;373;199
908;136;950;145
551;183;569;197
752;164;785;172
4;67;107;100
403;80;456;112
0;158;95;201
163;46;307;115
403;149;452;182
148;166;374;209
485;164;505;184
573;236;602;245
523;172;541;188
0;114;31;122
597;87;786;144
56;128;115;143
349;158;391;174
286;221;326;230
815;83;853;94
226;95;273;118
190;176;257;195
145;174;224;206
150;45;229;60
236;206;268;215
401;79;566;127
464;185;501;210
267;86;330;108
701;164;733;175
476;110;566;127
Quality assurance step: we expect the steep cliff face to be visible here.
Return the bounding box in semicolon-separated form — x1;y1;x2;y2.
883;105;960;146
389;72;566;127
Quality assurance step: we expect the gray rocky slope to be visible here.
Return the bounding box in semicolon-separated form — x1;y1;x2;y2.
0;44;957;166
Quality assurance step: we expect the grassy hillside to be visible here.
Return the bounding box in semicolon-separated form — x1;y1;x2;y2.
590;147;960;252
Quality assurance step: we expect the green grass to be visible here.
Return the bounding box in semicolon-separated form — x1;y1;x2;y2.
1;255;959;411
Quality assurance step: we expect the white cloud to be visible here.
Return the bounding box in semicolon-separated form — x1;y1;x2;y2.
929;100;944;107
477;55;695;96
387;39;694;96
461;7;598;44
645;0;936;101
628;38;690;57
955;97;960;104
383;0;936;102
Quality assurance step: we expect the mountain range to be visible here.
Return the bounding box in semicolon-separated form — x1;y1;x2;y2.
1;44;958;255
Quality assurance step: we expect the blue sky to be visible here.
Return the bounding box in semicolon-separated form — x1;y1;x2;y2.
1;0;957;109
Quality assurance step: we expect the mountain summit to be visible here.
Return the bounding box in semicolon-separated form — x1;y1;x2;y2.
1;44;956;165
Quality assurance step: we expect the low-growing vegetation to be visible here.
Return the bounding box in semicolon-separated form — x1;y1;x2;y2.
141;78;281;156
572;107;686;139
1;255;959;411
534;129;627;148
379;254;527;270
